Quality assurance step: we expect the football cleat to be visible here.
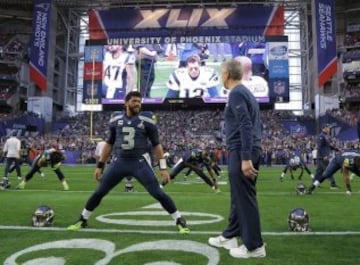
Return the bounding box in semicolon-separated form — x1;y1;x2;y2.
67;217;88;231
330;184;339;190
16;181;26;190
62;181;69;191
176;217;190;234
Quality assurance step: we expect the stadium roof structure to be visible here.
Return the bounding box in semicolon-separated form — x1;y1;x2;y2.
0;0;308;10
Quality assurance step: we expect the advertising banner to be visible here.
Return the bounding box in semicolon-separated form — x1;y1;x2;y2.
29;0;52;91
315;0;337;87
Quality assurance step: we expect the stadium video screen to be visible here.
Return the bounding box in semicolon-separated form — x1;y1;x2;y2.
83;38;289;105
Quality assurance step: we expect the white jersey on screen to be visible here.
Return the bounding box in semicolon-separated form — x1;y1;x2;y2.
167;66;219;98
103;52;135;98
219;75;269;98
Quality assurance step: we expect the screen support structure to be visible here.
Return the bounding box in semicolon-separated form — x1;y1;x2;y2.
90;48;98;140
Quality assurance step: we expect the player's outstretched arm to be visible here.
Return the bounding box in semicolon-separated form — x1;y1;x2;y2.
153;144;170;183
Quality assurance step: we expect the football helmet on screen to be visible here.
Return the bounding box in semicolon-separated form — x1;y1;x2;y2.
296;183;307;195
288;208;309;232
32;205;55;227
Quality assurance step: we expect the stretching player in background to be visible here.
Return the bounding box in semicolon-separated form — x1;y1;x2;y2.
313;123;340;189
307;152;360;195
102;45;135;99
16;148;68;191
9;140;44;178
166;55;219;98
161;148;219;192
280;155;314;181
184;149;222;180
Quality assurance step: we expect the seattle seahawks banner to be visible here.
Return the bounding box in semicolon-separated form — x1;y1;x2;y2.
315;0;337;88
88;6;284;40
29;0;52;91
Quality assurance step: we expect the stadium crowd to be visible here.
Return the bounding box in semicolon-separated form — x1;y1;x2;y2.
1;107;359;167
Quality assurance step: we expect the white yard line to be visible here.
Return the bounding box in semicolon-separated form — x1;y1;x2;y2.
1;225;360;236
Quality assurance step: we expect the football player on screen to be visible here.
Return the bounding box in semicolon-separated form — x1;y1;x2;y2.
166;55;219;98
102;45;135;99
219;56;268;99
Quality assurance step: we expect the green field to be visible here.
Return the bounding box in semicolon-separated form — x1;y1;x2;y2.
1;164;360;265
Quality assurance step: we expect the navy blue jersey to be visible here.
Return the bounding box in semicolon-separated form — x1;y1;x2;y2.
182;149;209;164
107;111;159;158
224;84;262;159
342;152;360;174
316;132;333;159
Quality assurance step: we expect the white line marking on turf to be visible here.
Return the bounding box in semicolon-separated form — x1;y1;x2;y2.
1;225;360;235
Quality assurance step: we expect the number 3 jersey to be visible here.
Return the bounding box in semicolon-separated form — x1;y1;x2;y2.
166;66;219;98
108;111;159;158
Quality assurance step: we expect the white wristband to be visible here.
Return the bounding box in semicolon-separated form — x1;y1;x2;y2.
159;158;167;170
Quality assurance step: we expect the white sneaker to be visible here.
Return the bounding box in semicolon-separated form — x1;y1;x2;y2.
208;235;238;250
229;244;266;259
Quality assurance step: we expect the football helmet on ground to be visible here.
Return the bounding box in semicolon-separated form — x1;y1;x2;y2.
124;182;135;192
32;205;55;227
296;183;307;195
288;208;309;232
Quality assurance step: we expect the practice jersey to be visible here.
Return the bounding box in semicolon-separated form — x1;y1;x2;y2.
166;66;219;98
316;132;333;159
103;51;135;98
3;136;21;158
108;111;159;158
220;75;268;98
